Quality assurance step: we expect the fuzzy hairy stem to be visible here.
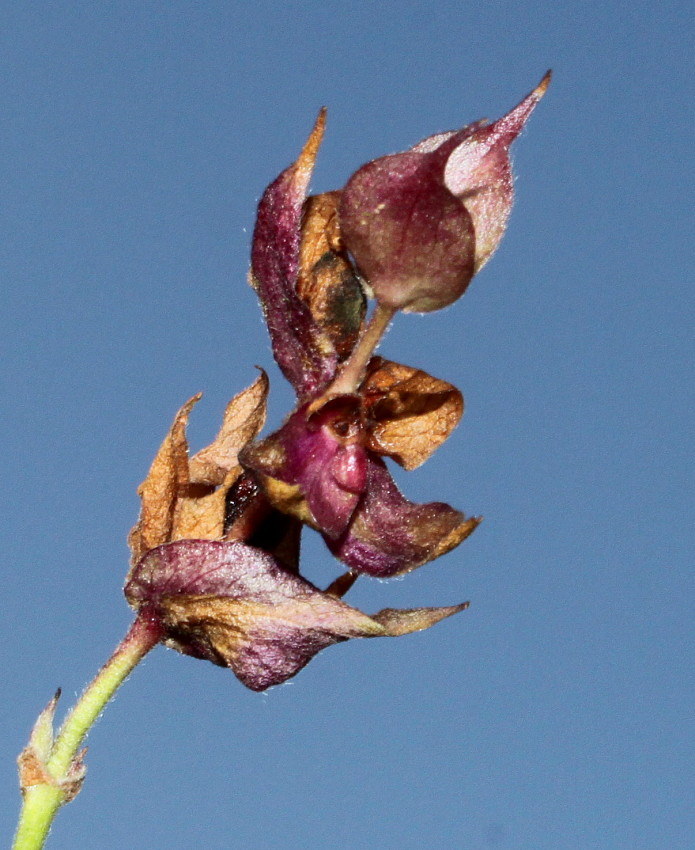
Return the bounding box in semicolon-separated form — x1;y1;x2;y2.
12;610;162;850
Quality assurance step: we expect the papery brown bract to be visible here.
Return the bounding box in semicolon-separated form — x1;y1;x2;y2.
361;356;463;470
297;191;366;359
339;72;550;313
124;539;469;691
127;372;268;565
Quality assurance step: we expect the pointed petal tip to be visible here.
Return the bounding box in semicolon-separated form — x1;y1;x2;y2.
534;69;552;99
371;599;471;636
296;108;327;175
500;70;551;136
311;106;327;144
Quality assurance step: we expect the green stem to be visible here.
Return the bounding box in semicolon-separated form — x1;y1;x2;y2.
327;302;396;396
12;610;162;850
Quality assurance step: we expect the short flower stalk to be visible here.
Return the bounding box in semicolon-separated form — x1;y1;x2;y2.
12;72;549;848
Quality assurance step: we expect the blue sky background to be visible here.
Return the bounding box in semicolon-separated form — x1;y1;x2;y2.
2;2;692;848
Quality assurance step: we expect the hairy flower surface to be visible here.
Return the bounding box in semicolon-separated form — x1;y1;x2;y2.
124;74;548;687
339;72;550;312
243;109;490;576
125;539;468;691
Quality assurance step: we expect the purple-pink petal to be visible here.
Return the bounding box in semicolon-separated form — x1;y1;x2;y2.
241;400;368;539
339;145;476;313
250;112;337;397
325;456;479;577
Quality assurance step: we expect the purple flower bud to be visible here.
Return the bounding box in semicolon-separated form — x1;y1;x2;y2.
339;72;550;313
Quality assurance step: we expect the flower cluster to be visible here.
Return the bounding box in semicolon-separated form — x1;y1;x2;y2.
124;73;549;691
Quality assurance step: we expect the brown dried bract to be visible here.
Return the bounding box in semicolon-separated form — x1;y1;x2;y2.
17;689;87;803
362;356;463;469
17;748;53;792
189;372;267;484
297;191;366;359
127;372;269;565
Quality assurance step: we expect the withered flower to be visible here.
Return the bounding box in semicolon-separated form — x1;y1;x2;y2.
125;539;468;691
243;110;484;577
339;72;550;312
125;370;467;689
241;362;479;577
123;75;549;687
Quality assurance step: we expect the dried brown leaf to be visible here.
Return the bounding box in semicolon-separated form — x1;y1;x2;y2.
173;467;240;540
299;191;343;271
128;394;201;564
129;376;269;565
297;192;366;359
362;357;463;469
189;371;268;484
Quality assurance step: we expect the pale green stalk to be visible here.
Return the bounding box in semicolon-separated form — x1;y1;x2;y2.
12;611;162;850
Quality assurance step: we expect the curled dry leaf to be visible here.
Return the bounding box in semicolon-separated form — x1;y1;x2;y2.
297;191;366;359
189;370;268;484
127;394;200;563
127;373;268;565
362;356;463;470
